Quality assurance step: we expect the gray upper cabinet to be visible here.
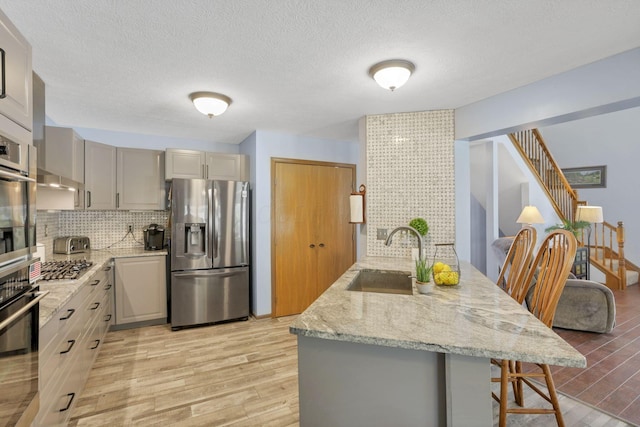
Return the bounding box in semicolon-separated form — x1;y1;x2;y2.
204;152;249;181
165;148;249;181
0;9;32;131
83;141;166;211
42;126;85;182
85;140;117;210
116;147;165;210
165;148;205;179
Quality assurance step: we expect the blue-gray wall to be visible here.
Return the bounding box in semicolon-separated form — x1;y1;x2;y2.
240;130;358;316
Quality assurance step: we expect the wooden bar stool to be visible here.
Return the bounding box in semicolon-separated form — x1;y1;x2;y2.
495;226;537;304
491;226;537;403
492;229;577;427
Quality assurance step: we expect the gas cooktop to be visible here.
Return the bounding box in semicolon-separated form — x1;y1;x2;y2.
40;260;93;281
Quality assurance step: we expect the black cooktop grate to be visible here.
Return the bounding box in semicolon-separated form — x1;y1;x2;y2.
40;260;93;281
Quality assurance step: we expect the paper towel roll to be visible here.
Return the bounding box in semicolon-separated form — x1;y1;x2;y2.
36;243;46;262
349;194;364;223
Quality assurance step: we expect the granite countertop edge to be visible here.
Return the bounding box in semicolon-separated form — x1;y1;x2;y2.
290;327;585;368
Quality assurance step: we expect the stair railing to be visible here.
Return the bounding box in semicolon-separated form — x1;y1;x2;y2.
508;129;579;221
586;221;627;289
509;129;629;290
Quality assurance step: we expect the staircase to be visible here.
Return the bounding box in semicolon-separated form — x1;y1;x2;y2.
508;129;639;290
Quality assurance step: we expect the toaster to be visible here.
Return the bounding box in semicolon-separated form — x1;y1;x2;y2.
53;236;91;254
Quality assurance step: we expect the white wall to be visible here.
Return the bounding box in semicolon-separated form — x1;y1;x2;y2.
469;136;561;280
455;47;640;277
55;122;239;153
455;47;640;141
540;106;640;265
240;130;359;316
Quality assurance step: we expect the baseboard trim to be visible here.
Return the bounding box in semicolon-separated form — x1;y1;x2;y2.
253;313;272;320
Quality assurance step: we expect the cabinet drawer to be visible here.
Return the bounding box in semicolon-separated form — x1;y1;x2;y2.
40;285;92;389
84;293;109;371
37;336;84;427
37;263;115;426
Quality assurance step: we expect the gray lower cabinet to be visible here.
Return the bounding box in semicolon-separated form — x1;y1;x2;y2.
36;266;113;427
114;255;167;327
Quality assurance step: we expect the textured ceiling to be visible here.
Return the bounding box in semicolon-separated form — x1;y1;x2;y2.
1;1;639;144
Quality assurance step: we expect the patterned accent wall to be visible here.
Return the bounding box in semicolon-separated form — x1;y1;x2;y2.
36;211;61;256
36;210;169;255
366;110;455;259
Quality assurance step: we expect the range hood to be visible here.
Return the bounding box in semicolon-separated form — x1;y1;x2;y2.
36;168;83;191
33;73;83;210
37;168;82;210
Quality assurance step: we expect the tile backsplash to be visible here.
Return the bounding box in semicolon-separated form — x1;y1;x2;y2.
365;110;455;259
36;210;169;256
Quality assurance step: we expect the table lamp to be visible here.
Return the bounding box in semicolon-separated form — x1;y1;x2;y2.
516;206;545;227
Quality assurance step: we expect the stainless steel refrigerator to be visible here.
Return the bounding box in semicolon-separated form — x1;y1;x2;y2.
169;179;250;330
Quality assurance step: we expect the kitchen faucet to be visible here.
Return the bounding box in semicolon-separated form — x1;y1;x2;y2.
385;226;424;260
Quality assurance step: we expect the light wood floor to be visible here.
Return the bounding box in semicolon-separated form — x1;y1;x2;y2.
70;316;634;427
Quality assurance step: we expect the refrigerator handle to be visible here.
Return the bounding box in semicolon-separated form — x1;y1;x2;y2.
241;182;250;264
208;185;215;261
213;181;220;260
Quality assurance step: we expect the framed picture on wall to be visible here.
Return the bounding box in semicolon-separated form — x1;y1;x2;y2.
562;165;607;189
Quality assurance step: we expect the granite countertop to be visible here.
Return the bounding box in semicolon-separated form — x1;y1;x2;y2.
38;247;168;328
290;256;586;368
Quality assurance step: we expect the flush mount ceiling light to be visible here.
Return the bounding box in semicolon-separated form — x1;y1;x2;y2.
368;59;415;91
189;92;232;118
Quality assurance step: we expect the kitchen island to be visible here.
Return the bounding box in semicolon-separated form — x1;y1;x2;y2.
290;256;586;427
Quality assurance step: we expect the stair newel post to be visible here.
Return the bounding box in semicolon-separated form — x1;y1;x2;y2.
587;223;604;261
617;221;627;289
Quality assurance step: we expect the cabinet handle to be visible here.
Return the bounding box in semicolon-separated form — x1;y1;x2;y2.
59;393;75;412
60;340;76;354
59;308;75;321
319;243;325;248
206;164;209;179
116;192;120;208
103;266;112;272
91;279;100;286
90;339;100;350
104;314;112;322
91;302;100;310
87;190;92;207
309;244;315;248
104;284;112;290
0;48;5;99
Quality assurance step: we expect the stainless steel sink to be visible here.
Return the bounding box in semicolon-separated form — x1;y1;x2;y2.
347;269;413;295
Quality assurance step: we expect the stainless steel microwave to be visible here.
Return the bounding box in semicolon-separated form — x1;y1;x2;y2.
0;134;36;267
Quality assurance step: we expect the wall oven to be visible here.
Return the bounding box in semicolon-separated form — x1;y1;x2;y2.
0;134;37;268
0;258;47;427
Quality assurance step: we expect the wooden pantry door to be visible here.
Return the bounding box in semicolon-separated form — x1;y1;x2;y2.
314;164;355;295
272;158;355;317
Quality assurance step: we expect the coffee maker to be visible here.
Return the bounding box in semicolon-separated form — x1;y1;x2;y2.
143;224;165;251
